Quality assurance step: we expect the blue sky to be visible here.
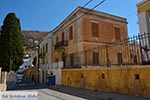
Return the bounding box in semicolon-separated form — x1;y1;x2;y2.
0;0;141;36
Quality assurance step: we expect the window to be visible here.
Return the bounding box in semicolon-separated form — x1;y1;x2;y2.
91;22;99;37
69;26;73;40
62;32;64;41
102;73;105;79
115;27;121;41
93;52;99;65
135;74;140;80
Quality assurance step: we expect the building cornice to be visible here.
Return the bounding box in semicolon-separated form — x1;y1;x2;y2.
137;0;150;7
137;0;150;14
52;6;127;36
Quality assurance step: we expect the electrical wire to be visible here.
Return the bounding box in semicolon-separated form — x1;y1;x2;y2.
83;0;93;7
52;0;106;35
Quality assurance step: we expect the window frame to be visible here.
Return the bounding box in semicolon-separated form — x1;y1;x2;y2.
115;26;121;41
91;22;99;37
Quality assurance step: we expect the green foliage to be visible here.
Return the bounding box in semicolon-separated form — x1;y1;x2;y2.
0;13;24;72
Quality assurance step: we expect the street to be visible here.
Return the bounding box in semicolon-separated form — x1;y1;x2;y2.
7;79;150;100
8;80;97;100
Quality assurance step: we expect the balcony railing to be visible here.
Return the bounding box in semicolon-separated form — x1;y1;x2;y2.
55;40;68;50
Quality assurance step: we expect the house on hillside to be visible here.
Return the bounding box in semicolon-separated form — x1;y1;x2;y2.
38;33;52;84
22;30;49;83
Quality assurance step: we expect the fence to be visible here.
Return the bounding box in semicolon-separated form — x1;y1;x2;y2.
63;33;150;68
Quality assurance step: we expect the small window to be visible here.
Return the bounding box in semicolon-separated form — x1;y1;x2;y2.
80;73;84;78
91;22;99;37
69;26;73;40
102;73;105;79
135;74;140;80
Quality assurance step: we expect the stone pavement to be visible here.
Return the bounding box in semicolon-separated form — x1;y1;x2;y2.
49;85;150;100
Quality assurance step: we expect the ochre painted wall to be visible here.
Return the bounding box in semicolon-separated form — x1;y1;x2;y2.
62;66;150;97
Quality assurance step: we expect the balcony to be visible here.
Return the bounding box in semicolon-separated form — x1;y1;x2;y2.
55;40;68;50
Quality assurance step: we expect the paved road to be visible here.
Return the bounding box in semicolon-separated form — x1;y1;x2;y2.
7;80;150;100
51;85;150;100
8;80;97;100
38;88;97;100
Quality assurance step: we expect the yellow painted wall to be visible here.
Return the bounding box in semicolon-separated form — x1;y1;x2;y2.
62;66;150;97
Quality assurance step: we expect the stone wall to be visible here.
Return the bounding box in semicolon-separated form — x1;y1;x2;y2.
6;71;16;90
62;66;150;97
0;71;7;91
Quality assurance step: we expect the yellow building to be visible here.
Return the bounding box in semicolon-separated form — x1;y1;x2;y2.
38;33;52;84
137;0;150;63
137;0;150;34
51;7;133;68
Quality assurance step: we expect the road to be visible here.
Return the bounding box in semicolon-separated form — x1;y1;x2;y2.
38;88;97;100
7;79;150;100
8;80;97;100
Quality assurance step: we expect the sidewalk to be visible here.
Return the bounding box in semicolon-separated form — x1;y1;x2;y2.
49;85;150;100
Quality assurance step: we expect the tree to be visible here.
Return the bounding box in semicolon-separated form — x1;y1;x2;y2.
0;13;23;72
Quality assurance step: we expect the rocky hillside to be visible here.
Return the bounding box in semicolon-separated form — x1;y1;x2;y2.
21;30;49;57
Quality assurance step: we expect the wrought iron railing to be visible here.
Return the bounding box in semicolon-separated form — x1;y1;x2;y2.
62;33;150;68
55;40;68;50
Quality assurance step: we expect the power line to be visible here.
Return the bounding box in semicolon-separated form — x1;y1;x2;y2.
83;0;93;7
52;0;106;35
